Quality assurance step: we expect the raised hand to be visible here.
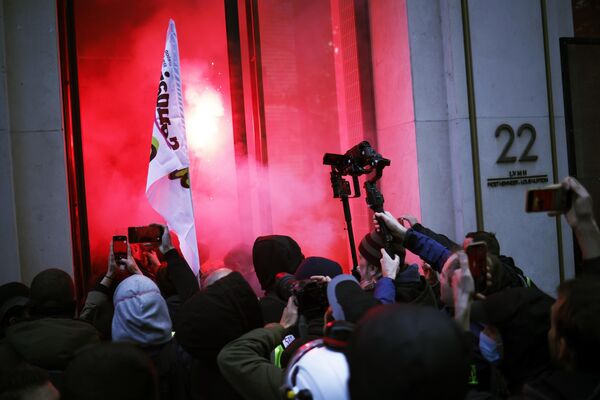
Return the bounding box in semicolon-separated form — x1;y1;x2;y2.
373;211;407;240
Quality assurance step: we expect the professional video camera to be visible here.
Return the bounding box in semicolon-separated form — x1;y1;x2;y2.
274;273;329;320
323;141;390;178
323;141;394;276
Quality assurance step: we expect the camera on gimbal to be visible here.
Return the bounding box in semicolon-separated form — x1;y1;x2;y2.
274;273;329;319
323;141;394;277
323;141;390;178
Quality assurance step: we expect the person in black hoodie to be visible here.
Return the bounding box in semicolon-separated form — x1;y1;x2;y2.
252;235;305;323
175;271;264;400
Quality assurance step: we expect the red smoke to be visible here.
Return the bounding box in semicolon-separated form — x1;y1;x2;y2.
75;0;360;283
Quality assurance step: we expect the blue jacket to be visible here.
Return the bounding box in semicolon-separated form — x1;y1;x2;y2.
403;229;452;272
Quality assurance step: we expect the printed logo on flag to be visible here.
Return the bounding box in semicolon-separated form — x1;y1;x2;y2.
168;168;190;189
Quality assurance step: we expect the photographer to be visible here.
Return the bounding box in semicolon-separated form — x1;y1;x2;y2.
252;235;305;323
357;229;438;307
218;288;352;400
273;256;342;367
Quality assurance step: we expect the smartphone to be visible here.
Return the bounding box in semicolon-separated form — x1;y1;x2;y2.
466;241;487;291
128;225;163;244
526;184;572;213
113;235;128;262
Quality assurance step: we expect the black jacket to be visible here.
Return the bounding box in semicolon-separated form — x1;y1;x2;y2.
519;369;600;400
176;272;264;400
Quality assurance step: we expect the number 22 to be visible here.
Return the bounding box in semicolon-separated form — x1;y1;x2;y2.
495;123;538;164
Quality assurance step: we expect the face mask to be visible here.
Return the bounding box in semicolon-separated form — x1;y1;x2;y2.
479;330;502;364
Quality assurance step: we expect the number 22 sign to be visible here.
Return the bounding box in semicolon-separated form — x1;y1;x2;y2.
495;123;538;164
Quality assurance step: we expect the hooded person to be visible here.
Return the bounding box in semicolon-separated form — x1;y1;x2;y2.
112;275;192;400
347;304;471;400
0;269;100;371
252;235;305;323
175;271;264;400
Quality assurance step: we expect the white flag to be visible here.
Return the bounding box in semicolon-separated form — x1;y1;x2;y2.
146;19;200;276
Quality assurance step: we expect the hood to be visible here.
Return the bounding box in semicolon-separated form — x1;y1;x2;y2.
175;271;263;362
252;235;304;291
6;317;100;370
112;275;172;347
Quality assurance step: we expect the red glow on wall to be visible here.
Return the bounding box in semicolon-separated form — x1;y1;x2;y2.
73;0;374;283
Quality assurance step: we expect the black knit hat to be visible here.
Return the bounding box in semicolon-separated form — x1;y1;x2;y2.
295;257;343;280
29;268;75;317
358;230;405;267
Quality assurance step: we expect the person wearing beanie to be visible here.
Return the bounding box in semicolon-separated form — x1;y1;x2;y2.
0;269;100;371
270;257;344;370
29;268;76;318
357;229;437;307
112;274;193;400
252;235;304;323
294;256;343;280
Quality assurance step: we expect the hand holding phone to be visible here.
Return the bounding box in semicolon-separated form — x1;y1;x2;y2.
526;184;572;213
466;241;487;292
112;235;128;264
128;225;163;244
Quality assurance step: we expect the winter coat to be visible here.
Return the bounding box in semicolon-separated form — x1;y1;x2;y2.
470;287;555;392
176;271;264;400
259;292;288;324
217;324;286;400
79;283;113;340
144;338;195;400
518;369;600;400
403;229;452;272
1;317;100;370
111;275;196;400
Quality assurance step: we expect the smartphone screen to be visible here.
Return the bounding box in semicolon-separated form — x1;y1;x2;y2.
113;235;127;261
128;226;162;244
526;184;571;213
466;241;487;289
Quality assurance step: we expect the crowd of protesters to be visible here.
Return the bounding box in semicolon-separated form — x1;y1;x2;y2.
1;175;599;400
